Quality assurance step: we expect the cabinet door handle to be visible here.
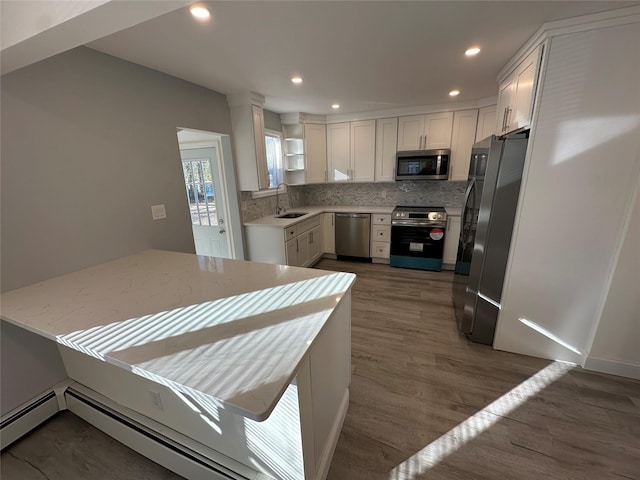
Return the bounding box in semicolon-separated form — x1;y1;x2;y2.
505;107;512;131
331;214;334;226
502;107;509;131
419;135;423;149
296;239;299;252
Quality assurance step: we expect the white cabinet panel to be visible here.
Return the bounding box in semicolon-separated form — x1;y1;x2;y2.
424;112;454;149
327;123;350;182
375;118;398;182
372;225;390;242
372;214;391;225
443;215;461;268
350;120;376;182
372;242;390;258
304;124;327;184
322;213;335;255
495;46;542;135
286;238;298;267
229;102;269;191
475;105;497;142
397;115;425;150
397;112;453;151
308;226;322;265
449;109;479;181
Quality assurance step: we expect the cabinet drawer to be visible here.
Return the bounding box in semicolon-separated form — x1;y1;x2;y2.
295;215;321;234
284;225;298;241
372;214;391;225
372;241;390;258
372;225;390;242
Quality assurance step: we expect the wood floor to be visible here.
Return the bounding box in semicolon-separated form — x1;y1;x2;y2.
2;259;639;479
320;259;640;480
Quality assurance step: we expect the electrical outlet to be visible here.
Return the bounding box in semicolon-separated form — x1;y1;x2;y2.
381;191;387;198
151;204;167;220
149;390;163;410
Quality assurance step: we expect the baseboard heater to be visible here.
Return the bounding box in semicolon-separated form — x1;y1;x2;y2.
64;386;271;480
0;390;60;450
2;384;271;480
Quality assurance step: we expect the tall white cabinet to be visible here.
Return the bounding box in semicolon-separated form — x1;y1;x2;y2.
228;93;269;191
304;124;327;184
375;118;398;182
448;109;479;181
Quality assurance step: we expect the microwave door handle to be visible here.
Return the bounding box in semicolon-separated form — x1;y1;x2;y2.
436;157;442;175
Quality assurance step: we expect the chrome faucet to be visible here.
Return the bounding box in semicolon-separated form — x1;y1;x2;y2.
275;182;287;215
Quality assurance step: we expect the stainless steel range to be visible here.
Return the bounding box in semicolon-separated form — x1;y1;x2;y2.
390;206;447;271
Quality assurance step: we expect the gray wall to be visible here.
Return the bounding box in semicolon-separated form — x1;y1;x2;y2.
1;46;233;291
263;109;283;132
0;46;233;413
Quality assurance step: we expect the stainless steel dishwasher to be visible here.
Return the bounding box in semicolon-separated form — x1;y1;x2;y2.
335;213;371;259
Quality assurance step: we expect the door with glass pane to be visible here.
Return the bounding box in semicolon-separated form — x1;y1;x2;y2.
179;147;230;258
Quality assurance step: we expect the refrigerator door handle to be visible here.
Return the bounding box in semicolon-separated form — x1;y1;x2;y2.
462;178;476;219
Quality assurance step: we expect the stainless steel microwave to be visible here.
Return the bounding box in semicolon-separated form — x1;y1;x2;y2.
395;149;450;180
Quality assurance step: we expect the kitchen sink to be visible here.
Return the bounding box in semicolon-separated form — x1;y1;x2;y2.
277;212;307;219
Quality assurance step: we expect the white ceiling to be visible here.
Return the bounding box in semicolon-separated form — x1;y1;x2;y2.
87;1;638;115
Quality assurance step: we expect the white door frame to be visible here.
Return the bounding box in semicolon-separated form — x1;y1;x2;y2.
177;129;242;259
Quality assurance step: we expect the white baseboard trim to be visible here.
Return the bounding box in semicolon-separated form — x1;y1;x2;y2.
584;357;640;380
315;389;349;480
1;389;61;449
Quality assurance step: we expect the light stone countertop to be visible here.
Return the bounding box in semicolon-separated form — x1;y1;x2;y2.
245;205;462;228
0;249;355;421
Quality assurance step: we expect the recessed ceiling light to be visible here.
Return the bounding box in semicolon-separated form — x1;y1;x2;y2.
190;5;211;20
449;90;460;97
332;104;340;109
291;76;303;85
465;46;481;57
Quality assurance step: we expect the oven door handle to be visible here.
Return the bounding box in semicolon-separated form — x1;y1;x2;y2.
392;221;447;228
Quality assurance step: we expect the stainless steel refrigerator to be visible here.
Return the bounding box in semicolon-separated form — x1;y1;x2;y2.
453;132;529;345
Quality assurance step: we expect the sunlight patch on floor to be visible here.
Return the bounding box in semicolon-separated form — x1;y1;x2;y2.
389;361;573;479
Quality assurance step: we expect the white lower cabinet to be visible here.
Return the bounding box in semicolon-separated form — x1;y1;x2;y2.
322;213;336;254
245;214;323;267
371;214;391;263
443;214;461;269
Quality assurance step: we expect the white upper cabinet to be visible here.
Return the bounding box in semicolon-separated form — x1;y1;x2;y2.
495;46;542;135
350;120;376;182
475;105;497;142
327;120;376;182
375;117;398;182
228;92;270;191
327;123;350;182
304;123;327;184
449;109;479;181
397;111;454;150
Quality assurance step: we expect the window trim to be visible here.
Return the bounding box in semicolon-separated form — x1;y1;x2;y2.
252;129;287;199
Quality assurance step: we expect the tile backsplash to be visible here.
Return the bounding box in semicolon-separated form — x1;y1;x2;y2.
241;181;466;222
302;181;466;208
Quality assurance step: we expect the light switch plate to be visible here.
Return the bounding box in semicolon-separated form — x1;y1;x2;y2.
151;204;166;220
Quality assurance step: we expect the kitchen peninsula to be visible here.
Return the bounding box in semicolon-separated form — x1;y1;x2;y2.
0;249;355;480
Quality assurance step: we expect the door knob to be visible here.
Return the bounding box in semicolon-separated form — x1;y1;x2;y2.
219;229;226;234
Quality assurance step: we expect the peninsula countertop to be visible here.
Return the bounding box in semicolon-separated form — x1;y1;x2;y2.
0;249;355;421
